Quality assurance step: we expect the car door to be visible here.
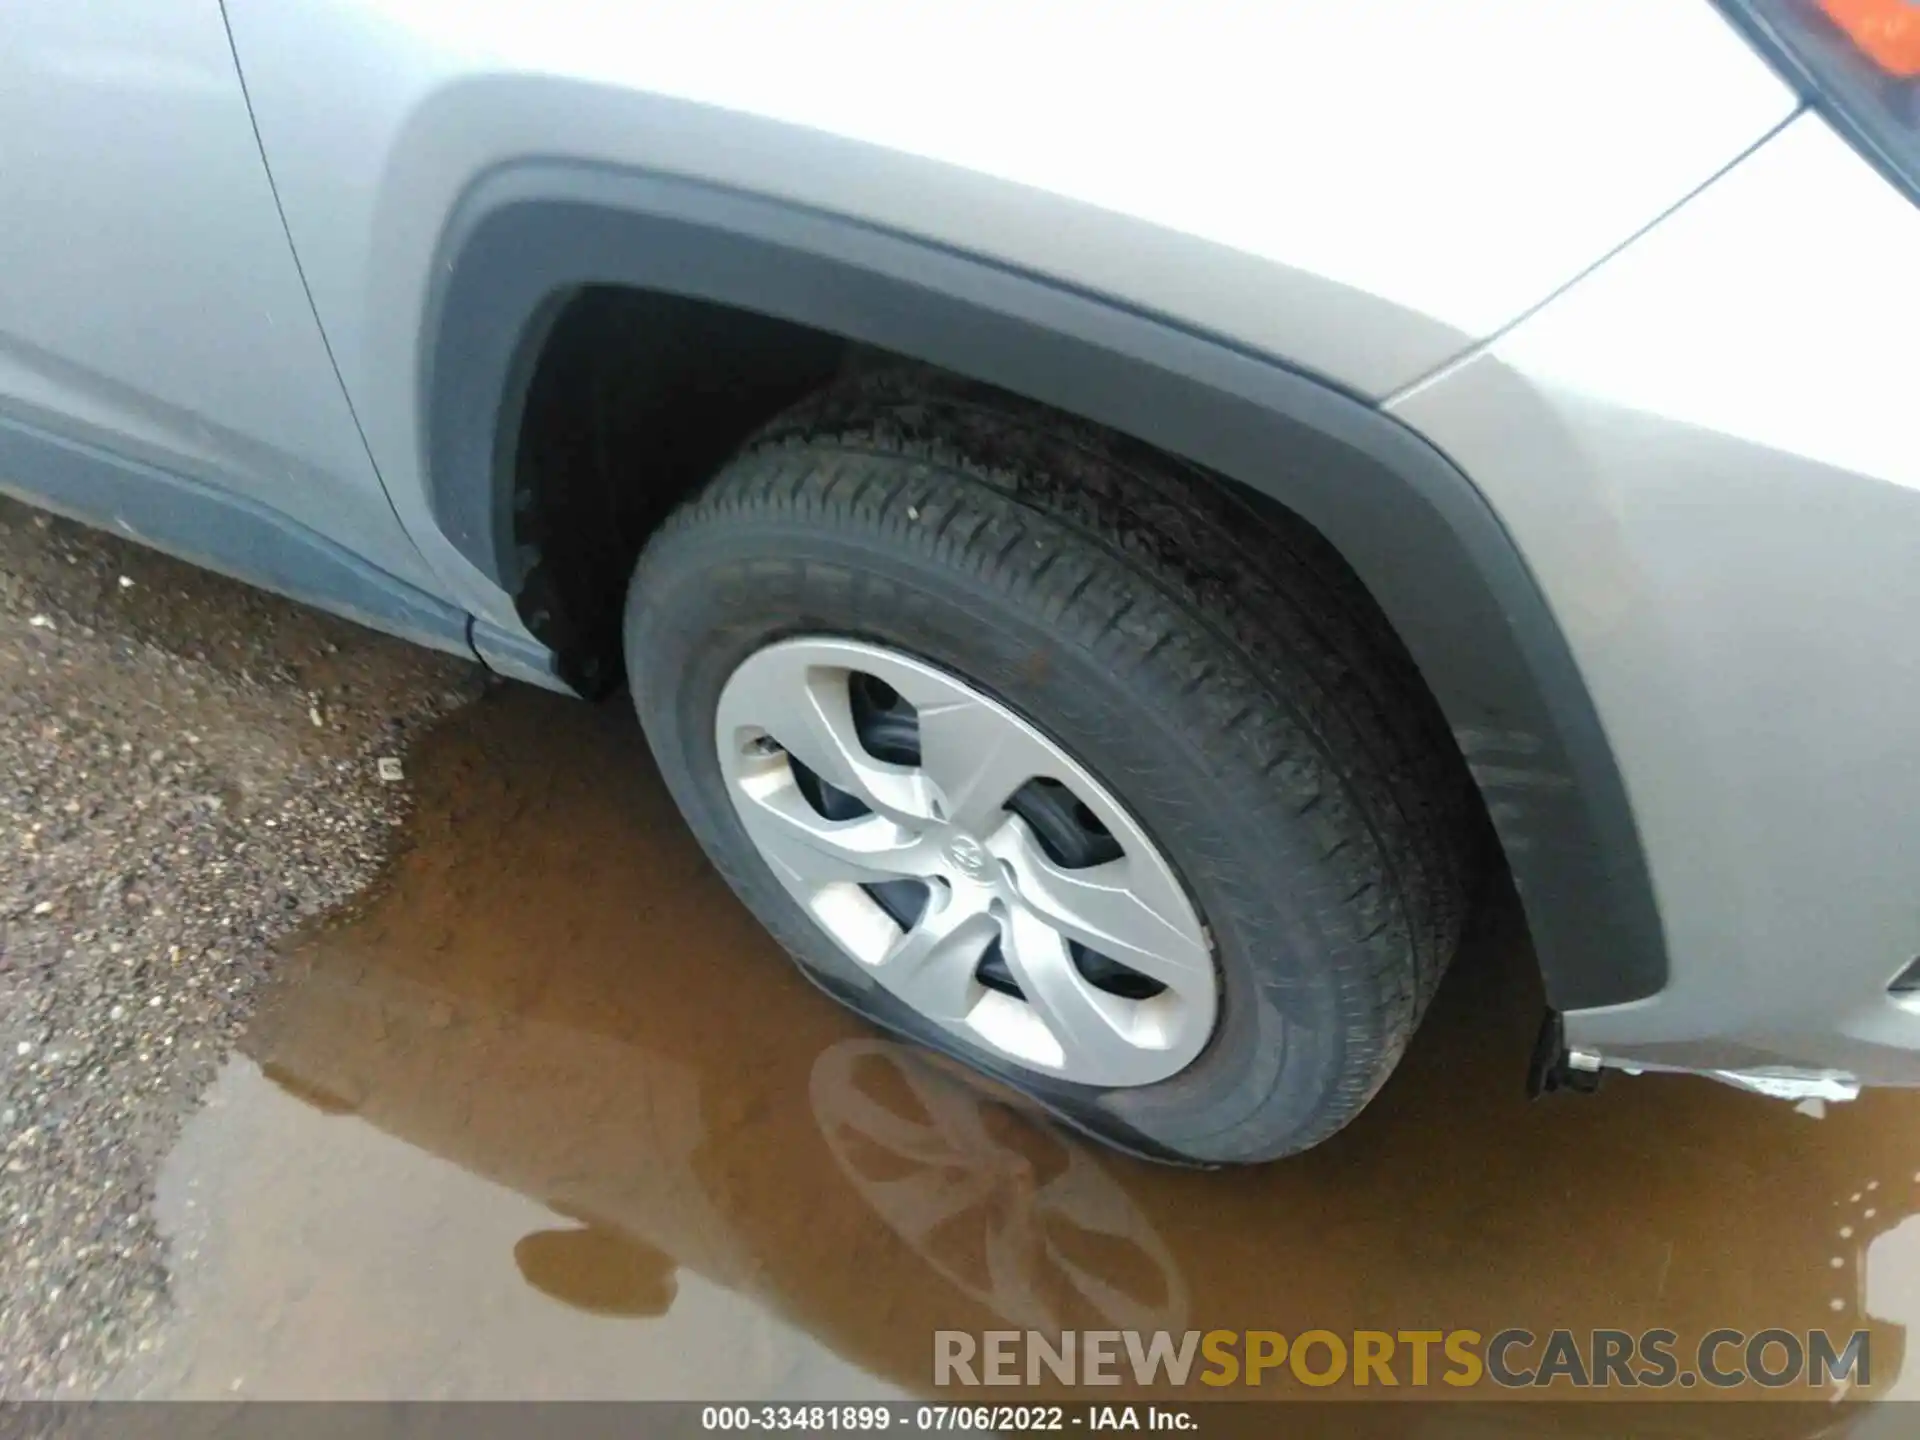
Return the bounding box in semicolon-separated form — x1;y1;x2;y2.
0;0;440;596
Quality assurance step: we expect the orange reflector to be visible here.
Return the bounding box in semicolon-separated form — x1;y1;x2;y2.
1821;0;1920;76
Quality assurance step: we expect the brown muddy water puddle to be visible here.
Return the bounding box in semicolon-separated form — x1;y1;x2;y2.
101;687;1920;1422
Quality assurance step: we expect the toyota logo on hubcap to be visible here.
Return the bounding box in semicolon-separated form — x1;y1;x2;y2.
944;834;991;879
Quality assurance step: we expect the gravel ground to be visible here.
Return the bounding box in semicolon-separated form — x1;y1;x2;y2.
0;496;485;1395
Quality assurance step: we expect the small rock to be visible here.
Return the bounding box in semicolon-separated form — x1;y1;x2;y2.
117;576;134;589
28;614;54;630
376;757;404;783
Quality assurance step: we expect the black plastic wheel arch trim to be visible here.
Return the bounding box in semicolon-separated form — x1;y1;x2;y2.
421;160;1666;1011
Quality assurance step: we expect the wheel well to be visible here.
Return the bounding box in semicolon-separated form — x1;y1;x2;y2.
511;287;849;692
447;162;1664;1015
511;287;1484;837
512;286;1443;739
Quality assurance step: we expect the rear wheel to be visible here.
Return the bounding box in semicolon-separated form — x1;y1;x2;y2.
625;371;1480;1164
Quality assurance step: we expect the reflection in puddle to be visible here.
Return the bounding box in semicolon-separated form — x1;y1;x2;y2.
513;1216;679;1319
107;689;1920;1424
813;1040;1187;1335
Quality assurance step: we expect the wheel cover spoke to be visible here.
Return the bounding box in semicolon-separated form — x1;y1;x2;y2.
910;692;1052;833
877;886;998;1023
989;821;1211;987
718;638;1217;1089
718;645;938;824
1000;906;1136;1078
735;775;930;886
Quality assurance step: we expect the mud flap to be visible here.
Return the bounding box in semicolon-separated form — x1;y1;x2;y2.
1529;1010;1603;1097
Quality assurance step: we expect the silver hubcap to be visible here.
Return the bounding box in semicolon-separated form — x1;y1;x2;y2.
715;638;1217;1088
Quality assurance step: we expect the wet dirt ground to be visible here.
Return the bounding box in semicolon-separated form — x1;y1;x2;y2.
0;498;480;1393
85;681;1920;1431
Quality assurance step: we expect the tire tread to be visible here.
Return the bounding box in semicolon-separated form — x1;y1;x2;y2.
640;367;1483;1158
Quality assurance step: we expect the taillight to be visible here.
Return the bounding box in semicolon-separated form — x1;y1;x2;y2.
1820;0;1920;76
1719;0;1920;200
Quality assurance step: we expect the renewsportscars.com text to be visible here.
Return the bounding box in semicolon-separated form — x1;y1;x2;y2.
933;1327;1870;1390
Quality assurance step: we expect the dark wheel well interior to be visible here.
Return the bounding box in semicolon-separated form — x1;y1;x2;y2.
511;287;849;693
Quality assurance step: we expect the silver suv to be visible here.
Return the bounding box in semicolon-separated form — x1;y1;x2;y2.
5;0;1916;1162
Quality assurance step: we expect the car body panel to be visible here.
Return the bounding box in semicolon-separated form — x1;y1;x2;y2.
1392;112;1920;1081
423;162;1667;1011
222;0;1795;631
0;0;434;592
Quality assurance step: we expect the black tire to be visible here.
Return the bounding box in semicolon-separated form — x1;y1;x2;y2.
624;369;1482;1164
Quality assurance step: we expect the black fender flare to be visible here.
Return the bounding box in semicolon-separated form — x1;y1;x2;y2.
422;161;1665;1011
